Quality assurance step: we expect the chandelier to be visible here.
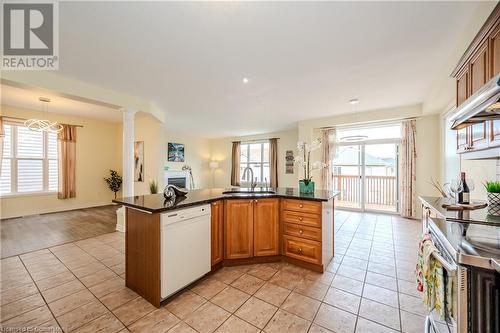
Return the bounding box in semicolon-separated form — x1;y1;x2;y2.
24;97;63;133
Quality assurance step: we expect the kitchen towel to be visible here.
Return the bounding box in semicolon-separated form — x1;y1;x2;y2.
416;234;453;320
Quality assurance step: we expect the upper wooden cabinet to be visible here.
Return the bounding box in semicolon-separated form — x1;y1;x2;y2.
452;5;500;154
469;40;489;95
210;200;224;266
224;199;254;259
490;120;500;147
253;199;279;257
456;66;469;107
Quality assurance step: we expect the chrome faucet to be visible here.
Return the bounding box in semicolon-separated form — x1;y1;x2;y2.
242;166;257;190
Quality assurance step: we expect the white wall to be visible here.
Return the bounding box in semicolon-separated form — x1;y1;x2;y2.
210;129;299;188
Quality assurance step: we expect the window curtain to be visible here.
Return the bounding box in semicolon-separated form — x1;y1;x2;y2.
400;119;417;218
269;138;278;188
0;116;4;174
321;128;337;191
58;124;77;199
230;141;241;186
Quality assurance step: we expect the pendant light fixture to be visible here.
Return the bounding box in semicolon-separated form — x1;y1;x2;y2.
24;97;63;133
339;98;368;142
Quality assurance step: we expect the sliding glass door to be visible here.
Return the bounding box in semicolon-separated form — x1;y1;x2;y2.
333;142;399;213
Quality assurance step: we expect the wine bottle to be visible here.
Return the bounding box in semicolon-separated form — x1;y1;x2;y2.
458;172;470;204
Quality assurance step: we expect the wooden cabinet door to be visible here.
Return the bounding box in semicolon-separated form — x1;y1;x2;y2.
490;19;500;78
490;120;500;147
253;198;279;257
470;122;489;150
210;201;224;266
224;199;253;259
456;127;469;153
470;40;489;95
456;66;469;107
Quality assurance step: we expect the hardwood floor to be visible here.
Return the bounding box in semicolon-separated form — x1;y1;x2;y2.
1;205;119;258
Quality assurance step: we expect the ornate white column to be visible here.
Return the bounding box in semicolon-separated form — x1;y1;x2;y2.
116;108;137;232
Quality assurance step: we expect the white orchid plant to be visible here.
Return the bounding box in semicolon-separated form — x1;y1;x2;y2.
295;138;327;185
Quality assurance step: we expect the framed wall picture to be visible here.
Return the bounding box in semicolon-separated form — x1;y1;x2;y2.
134;141;144;182
168;142;185;162
285;150;294;174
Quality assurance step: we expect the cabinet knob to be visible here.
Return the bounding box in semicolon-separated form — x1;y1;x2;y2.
299;229;303;234
299;217;303;221
212;202;216;206
299;204;303;208
254;200;258;203
298;248;303;254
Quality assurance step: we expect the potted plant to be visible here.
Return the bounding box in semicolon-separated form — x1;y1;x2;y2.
484;181;500;216
149;179;158;194
104;169;123;199
295;139;327;193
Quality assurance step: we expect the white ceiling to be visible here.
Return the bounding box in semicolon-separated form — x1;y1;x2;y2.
53;1;484;137
1;84;123;122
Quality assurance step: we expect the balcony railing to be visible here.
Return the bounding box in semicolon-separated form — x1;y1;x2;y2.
333;175;397;209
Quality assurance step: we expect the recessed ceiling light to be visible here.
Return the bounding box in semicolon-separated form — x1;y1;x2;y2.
242;78;249;84
349;98;359;105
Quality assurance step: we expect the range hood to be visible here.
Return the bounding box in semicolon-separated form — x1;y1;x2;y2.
450;73;500;130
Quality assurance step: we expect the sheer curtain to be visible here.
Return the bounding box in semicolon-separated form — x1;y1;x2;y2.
321;128;337;191
269;138;278;188
230;141;241;186
58;124;77;199
400;119;417;218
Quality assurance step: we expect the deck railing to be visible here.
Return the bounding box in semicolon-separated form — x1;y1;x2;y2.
333;175;397;206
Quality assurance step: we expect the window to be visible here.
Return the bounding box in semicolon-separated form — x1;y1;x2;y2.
240;141;269;185
1;123;58;195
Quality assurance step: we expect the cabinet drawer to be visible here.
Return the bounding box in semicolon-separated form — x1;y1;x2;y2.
282;199;321;215
283;235;321;265
283;223;322;242
282;210;321;228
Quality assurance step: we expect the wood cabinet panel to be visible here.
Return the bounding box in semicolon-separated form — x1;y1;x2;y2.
456;66;469;107
490;120;500;147
470;122;489;150
283;223;322;242
490;19;500;78
211;201;224;266
470;41;489;95
253;199;279;257
456;127;469;153
283;235;321;265
281;199;321;215
126;208;161;307
282;210;321;228
224;199;254;259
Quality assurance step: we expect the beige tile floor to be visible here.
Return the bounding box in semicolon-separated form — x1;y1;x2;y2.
0;210;427;333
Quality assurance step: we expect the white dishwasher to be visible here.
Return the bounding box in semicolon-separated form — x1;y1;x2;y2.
161;204;211;299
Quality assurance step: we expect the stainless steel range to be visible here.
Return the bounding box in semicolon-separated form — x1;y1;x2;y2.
420;196;500;333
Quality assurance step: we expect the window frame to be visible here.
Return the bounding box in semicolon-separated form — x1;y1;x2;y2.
1;121;58;197
239;140;270;187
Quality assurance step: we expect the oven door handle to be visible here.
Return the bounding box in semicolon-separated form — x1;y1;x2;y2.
432;251;458;276
491;258;500;274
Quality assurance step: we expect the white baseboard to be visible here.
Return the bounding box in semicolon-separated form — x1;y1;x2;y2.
1;202;120;220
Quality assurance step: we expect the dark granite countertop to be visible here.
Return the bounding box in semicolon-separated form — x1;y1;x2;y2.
113;187;339;213
420;196;500;225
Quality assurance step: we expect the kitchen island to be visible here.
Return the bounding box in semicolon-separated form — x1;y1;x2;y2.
114;187;339;307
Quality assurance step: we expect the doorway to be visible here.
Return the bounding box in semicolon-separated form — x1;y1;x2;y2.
332;128;400;213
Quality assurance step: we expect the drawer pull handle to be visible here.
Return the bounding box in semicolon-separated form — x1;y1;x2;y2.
299;204;303;208
299;229;303;234
299;217;303;221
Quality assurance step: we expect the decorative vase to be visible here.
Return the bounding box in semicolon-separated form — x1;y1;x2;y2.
299;180;315;194
487;192;500;216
